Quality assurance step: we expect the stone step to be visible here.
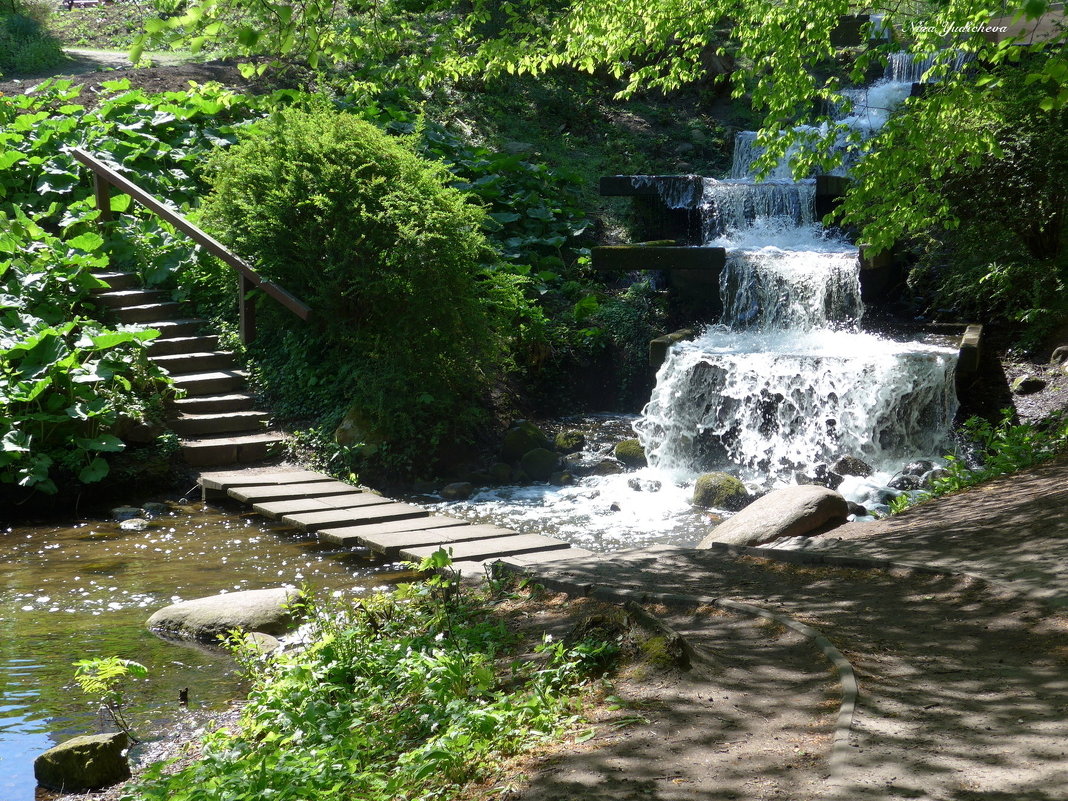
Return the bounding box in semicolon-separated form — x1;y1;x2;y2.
114;302;184;324
152;351;236;375
96;289;170;308
281;502;429;532
357;523;519;559
399;534;571;563
171;370;248;396
92;271;139;291
227;480;357;504
200;468;336;493
172;393;256;414
252;493;391;519
148;335;221;357
179;432;283;467
146;319;207;340
170;410;271;437
318;515;470;548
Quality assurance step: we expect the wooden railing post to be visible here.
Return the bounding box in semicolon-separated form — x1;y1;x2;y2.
239;272;256;344
93;173;113;222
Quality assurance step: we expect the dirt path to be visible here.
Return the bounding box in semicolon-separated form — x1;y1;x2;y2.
512;457;1068;800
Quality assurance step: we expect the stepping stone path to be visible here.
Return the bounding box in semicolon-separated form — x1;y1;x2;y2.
199;467;592;574
92;270;282;466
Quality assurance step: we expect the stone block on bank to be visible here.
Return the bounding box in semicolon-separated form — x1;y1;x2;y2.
697;485;848;548
35;732;129;792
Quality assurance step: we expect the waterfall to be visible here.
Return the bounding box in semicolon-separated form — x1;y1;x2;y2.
635;49;960;487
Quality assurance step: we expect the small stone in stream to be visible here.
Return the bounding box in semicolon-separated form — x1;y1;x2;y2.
110;506;141;521
609;502;622;512
549;471;574;486
921;467;949;488
441;482;474;501
902;460;935;476
832;456;873;477
888;474;921;491
846;501;868;517
119;518;150;531
628;477;662;492
141;502;168;516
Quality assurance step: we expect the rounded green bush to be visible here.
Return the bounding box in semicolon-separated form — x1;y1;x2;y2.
201;106;529;475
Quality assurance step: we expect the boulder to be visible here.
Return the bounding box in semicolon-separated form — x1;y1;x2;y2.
846;501;868;517
1011;374;1047;395
441;482;474;500
488;462;513;484
831;456;873;478
589;458;625;476
147;587;303;642
692;472;749;510
554;430;587;454
141;502;168;517
501;421;549;462
35;732;129;792
520;448;560;482
613;439;647;468
1052;345;1068;366
549;471;574;486
697;485;849;548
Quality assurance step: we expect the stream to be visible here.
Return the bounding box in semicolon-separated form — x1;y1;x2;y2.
0;500;407;800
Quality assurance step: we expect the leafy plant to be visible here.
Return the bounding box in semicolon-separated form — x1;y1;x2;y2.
72;657;149;741
126;572;616;801
199;104;534;477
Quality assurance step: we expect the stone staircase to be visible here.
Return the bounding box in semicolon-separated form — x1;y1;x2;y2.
93;270;284;467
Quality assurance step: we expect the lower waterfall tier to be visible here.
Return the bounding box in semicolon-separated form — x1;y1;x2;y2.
635;327;959;482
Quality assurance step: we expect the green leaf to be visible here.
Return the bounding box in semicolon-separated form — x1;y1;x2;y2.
76;434;125;452
78;457;110;483
66;232;105;252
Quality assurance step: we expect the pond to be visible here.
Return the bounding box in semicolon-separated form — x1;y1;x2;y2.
0;499;407;801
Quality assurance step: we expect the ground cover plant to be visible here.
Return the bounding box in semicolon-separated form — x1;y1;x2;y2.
0;78;283;498
125;559;619;801
0;0;68;77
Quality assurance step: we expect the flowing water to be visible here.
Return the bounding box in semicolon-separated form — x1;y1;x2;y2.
440;53;960;541
0;501;406;800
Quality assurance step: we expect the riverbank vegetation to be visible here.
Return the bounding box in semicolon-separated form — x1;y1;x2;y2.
125;565;621;801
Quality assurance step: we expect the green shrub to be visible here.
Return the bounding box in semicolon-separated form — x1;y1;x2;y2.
0;11;67;77
200;105;532;476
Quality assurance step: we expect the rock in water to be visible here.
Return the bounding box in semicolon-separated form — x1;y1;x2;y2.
831;456;873;477
441;482;474;500
613;439;647;468
692;472;750;510
35;732;129;792
501;421;549;462
147;587;303;642
697;485;848;548
520;448;561;482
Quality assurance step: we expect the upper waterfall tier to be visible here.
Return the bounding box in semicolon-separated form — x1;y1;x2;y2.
700;178;816;240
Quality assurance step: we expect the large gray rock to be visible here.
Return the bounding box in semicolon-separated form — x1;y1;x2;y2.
147;587;303;642
521;447;561;482
697;485;848;548
501;421;550;462
35;732;129;792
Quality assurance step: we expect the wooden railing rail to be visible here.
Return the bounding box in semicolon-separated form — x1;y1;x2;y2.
72;148;312;344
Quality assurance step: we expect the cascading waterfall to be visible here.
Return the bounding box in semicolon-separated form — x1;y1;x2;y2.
635;54;961;487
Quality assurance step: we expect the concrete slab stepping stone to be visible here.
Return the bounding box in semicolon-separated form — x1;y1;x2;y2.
318;515;469;547
357;524;519;558
399;534;570;563
253;493;390;519
200;469;333;491
281;502;428;531
228;481;358;503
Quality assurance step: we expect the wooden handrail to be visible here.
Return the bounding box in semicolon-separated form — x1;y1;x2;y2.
71;148;312;343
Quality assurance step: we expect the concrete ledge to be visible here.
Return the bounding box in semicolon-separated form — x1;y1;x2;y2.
649;328;697;370
599;175;702;200
957;323;983;377
592;245;726;272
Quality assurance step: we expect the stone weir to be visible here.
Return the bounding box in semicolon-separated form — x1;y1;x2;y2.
198;468;591;576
